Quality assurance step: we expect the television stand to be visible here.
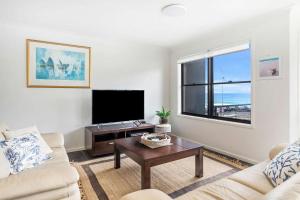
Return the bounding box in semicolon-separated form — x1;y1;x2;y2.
85;122;155;157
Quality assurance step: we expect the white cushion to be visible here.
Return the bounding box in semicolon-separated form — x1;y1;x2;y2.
120;189;172;200
0;145;10;179
0;123;8;141
264;143;300;186
3;126;53;155
0;134;5;142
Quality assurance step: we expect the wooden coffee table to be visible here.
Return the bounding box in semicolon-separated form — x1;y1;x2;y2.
114;135;204;189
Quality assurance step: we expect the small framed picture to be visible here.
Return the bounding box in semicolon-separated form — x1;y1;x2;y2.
27;39;91;88
258;56;280;80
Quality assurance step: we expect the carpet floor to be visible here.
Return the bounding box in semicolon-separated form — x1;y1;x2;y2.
73;149;251;200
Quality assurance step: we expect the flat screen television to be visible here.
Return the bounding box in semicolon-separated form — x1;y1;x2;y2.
92;90;144;124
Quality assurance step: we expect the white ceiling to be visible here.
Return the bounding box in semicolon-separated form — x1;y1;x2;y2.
0;0;297;47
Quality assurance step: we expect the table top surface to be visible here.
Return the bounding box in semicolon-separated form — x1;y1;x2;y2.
114;134;203;160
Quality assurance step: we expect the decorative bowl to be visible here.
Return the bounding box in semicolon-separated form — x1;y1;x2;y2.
140;133;171;148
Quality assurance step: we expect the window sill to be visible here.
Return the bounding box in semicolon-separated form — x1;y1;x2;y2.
176;114;254;129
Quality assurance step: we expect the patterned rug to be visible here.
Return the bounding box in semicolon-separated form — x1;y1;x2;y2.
74;149;251;200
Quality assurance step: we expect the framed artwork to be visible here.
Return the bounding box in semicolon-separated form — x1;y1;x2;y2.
258;56;280;80
26;39;91;88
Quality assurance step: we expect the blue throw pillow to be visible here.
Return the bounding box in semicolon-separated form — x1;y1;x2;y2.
264;143;300;186
3;133;51;174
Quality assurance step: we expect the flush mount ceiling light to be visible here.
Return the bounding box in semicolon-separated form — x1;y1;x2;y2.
161;4;186;17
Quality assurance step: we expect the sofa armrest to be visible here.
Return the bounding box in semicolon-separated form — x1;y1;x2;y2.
269;143;288;160
120;189;172;200
0;163;79;200
41;132;64;148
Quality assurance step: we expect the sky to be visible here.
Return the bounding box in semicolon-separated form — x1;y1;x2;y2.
213;49;251;94
184;48;251;94
184;49;251;105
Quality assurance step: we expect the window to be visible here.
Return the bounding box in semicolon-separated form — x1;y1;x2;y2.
180;44;251;124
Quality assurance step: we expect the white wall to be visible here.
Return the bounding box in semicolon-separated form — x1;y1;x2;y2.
289;5;300;143
170;9;291;163
0;22;170;151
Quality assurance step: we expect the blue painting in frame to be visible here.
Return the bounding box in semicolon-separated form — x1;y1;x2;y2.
27;39;91;88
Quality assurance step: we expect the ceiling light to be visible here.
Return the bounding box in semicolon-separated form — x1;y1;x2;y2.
161;4;186;17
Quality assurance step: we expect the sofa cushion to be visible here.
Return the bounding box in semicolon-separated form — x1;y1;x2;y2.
0;123;8;141
269;143;288;160
41;133;68;165
228;160;274;194
0;147;10;179
46;147;69;165
264;143;300;186
0;162;79;200
0;133;4;142
4;126;53;155
262;171;300;200
41;132;64;148
120;179;265;200
199;178;264;200
15;183;80;200
120;189;172;200
176;188;226;200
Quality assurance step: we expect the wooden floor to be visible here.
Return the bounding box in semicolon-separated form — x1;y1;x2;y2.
68;150;116;162
68;150;96;162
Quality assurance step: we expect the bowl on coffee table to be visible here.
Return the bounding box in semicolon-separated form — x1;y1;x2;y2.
140;133;171;148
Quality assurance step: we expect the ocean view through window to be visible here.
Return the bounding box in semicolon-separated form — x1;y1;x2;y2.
180;44;251;124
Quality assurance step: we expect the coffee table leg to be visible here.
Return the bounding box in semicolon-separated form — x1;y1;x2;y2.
195;148;203;178
114;144;120;169
141;163;151;189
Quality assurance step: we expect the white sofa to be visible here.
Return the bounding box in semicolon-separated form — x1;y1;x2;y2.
121;143;300;200
0;132;80;200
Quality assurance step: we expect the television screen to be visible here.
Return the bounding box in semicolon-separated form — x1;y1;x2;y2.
92;90;144;124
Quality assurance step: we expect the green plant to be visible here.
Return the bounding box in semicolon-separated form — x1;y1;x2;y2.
156;107;171;119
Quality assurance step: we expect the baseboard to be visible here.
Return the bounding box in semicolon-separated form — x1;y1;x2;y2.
174;134;258;165
204;145;258;165
66;146;86;153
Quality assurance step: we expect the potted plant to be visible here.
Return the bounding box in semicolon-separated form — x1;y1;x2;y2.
156;107;171;124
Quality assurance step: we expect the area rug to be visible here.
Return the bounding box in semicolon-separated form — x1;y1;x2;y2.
74;149;251;200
